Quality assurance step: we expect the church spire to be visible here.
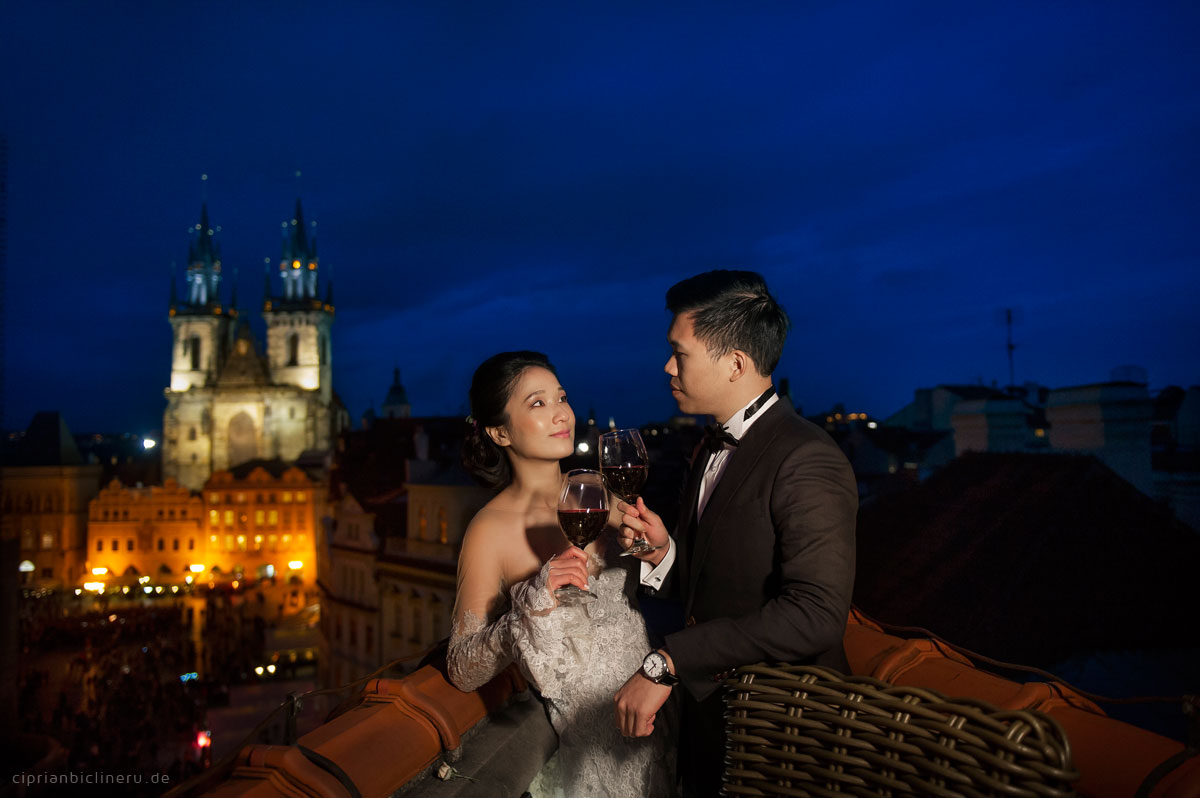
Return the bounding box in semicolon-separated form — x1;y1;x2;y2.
230;266;239;315
184;203;223;308
278;198;319;303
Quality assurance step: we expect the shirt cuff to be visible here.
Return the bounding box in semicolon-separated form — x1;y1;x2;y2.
639;537;676;591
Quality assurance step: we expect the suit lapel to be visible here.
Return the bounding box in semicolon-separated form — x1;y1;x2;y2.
676;440;707;591
686;401;792;606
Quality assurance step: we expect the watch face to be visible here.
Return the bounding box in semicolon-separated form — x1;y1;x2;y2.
644;652;665;679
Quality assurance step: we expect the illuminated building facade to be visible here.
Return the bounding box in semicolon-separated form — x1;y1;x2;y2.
85;479;204;585
2;413;102;590
83;461;323;602
163;200;345;491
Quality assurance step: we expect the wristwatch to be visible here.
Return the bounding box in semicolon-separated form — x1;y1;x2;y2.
641;650;679;686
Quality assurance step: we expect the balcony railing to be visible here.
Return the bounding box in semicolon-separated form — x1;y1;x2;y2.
161;609;1200;798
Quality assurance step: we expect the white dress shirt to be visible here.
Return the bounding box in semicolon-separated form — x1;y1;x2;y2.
640;389;779;590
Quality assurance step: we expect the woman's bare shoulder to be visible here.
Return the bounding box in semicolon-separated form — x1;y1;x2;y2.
461;495;525;550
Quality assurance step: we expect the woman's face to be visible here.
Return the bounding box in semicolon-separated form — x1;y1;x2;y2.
491;366;575;461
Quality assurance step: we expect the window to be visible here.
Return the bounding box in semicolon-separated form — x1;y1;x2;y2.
223;510;233;527
255;510;265;526
319;334;327;365
349;620;357;647
287;333;299;367
410;599;422;643
188;538;195;550
173;538;180;551
41;532;54;550
209;510;219;526
126;539;134;551
97;539;104;552
209;493;220;504
365;624;373;654
157;539;164;551
190;336;201;370
188;427;196;441
282;492;292;503
268;510;278;526
269;534;278;552
111;539;119;552
392;599;404;636
438;508;448;544
296;491;306;502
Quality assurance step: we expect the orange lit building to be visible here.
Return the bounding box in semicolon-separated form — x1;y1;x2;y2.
83;460;324;605
201;462;324;606
86;478;205;584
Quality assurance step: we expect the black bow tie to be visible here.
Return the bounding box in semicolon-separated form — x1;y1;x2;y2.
702;424;739;453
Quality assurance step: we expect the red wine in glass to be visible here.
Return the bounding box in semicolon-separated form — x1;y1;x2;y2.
557;509;609;547
599;429;660;556
600;464;647;502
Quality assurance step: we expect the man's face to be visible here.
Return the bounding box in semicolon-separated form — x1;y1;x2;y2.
664;312;731;416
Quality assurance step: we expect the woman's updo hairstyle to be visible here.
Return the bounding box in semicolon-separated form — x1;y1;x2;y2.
462;351;558;490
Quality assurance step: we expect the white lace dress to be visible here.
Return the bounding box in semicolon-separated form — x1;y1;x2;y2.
448;535;673;797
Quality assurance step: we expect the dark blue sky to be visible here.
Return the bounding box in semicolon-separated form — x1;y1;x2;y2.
3;3;1198;435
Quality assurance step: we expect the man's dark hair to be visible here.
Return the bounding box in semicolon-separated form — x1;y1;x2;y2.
665;270;789;376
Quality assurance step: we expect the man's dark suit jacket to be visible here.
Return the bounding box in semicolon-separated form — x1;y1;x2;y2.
660;399;858;795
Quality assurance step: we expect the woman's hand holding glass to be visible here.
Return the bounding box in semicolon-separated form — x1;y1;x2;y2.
546;547;592;606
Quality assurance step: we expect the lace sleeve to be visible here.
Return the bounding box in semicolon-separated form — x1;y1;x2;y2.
447;533;557;693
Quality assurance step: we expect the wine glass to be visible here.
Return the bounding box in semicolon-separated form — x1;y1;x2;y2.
598;428;659;557
555;469;608;605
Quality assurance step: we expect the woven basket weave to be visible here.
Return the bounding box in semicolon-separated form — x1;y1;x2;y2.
722;664;1080;798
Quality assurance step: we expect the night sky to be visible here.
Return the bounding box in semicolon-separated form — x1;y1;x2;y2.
3;3;1198;436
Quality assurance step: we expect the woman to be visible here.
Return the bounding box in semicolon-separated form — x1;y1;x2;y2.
448;351;671;797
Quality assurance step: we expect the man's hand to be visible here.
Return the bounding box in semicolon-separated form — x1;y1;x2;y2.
618;498;670;565
613;667;673;737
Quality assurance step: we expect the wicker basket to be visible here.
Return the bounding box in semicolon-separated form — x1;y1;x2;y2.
722;664;1079;797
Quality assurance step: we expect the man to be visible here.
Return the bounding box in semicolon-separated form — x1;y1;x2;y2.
614;270;857;797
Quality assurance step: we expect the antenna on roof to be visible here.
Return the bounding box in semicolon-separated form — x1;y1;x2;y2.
996;307;1023;392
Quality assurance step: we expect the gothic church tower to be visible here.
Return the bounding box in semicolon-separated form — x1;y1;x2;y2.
164;205;236;489
163;199;343;491
264;199;334;403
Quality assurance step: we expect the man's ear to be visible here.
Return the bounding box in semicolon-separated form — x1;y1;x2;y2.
728;350;749;382
486;425;510;448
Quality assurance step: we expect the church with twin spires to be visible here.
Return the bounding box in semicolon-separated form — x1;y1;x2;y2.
163;199;347;491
